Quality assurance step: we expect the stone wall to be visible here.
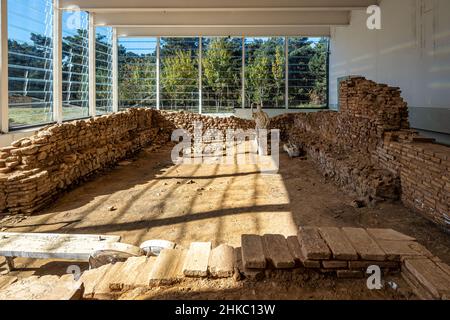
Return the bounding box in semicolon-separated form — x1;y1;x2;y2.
0;109;260;215
0;108;160;214
285;77;450;231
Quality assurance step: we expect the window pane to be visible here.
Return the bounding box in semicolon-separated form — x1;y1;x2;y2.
118;38;157;110
245;37;285;109
8;0;53;128
96;26;113;115
62;11;89;120
202;37;242;114
288;37;328;108
160;37;199;112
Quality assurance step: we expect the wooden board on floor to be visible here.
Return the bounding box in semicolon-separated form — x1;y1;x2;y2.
376;240;428;261
183;242;212;277
342;227;387;261
0;232;121;261
318;227;358;261
297;227;331;260
208;244;234;278
286;236;303;267
262;234;295;269
149;249;187;285
241;235;266;269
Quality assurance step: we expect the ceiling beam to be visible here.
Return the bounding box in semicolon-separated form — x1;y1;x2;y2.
116;26;331;37
61;0;378;10
94;11;350;27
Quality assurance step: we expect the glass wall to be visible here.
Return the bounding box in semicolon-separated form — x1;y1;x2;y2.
61;10;90;120
288;37;328;108
118;38;157;110
201;37;242;113
7;0;54;128
96;27;113;115
160;37;199;112
245;37;285;108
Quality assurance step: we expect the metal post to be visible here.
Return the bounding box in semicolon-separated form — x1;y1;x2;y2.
0;0;8;133
112;28;119;112
156;36;160;110
198;36;202;114
241;36;245;109
285;36;289;109
53;0;63;123
88;12;96;117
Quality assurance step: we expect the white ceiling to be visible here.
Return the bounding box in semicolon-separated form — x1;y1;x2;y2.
61;0;378;37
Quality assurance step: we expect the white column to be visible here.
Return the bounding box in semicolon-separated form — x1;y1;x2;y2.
241;36;245;109
53;0;63;123
198;36;202;114
285;36;289;109
0;0;8;133
88;13;96;117
112;28;119;112
156;36;160;110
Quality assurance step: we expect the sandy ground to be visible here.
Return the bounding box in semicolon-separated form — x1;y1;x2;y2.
1;143;449;299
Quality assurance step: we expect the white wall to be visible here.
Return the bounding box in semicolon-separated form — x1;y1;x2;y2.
329;0;450;135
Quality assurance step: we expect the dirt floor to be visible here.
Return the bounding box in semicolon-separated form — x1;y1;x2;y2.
1;143;449;299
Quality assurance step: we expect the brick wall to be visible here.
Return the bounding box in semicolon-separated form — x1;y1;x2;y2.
285;77;450;231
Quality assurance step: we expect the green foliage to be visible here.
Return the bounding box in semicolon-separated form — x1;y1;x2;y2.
161;50;198;108
202;38;239;111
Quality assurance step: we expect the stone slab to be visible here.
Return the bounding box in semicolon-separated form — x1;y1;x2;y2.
318;227;358;261
336;270;364;279
234;247;264;281
149;249;186;285
286;236;303;267
376;240;429;261
401;268;436;300
322;260;348;269
109;256;148;291
79;263;112;299
366;228;415;241
92;262;124;300
403;258;450;299
241;235;266;269
262;234;295;269
342;227;386;261
297;227;331;260
208;244;234;278
183;242;212;277
0;275;17;290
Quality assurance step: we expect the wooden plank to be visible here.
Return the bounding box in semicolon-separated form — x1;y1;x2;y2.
0;275;83;300
403;258;450;299
342;227;386;261
348;260;400;270
336;270;364;279
149;249;186;285
297;227;331;260
208;244;234;278
366;228;415;241
318;227;358;261
80;263;113;299
241;235;266;269
0;275;17;290
109;256;148;291
262;234;295;269
183;242;212;277
0;232;121;261
92;262;125;300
